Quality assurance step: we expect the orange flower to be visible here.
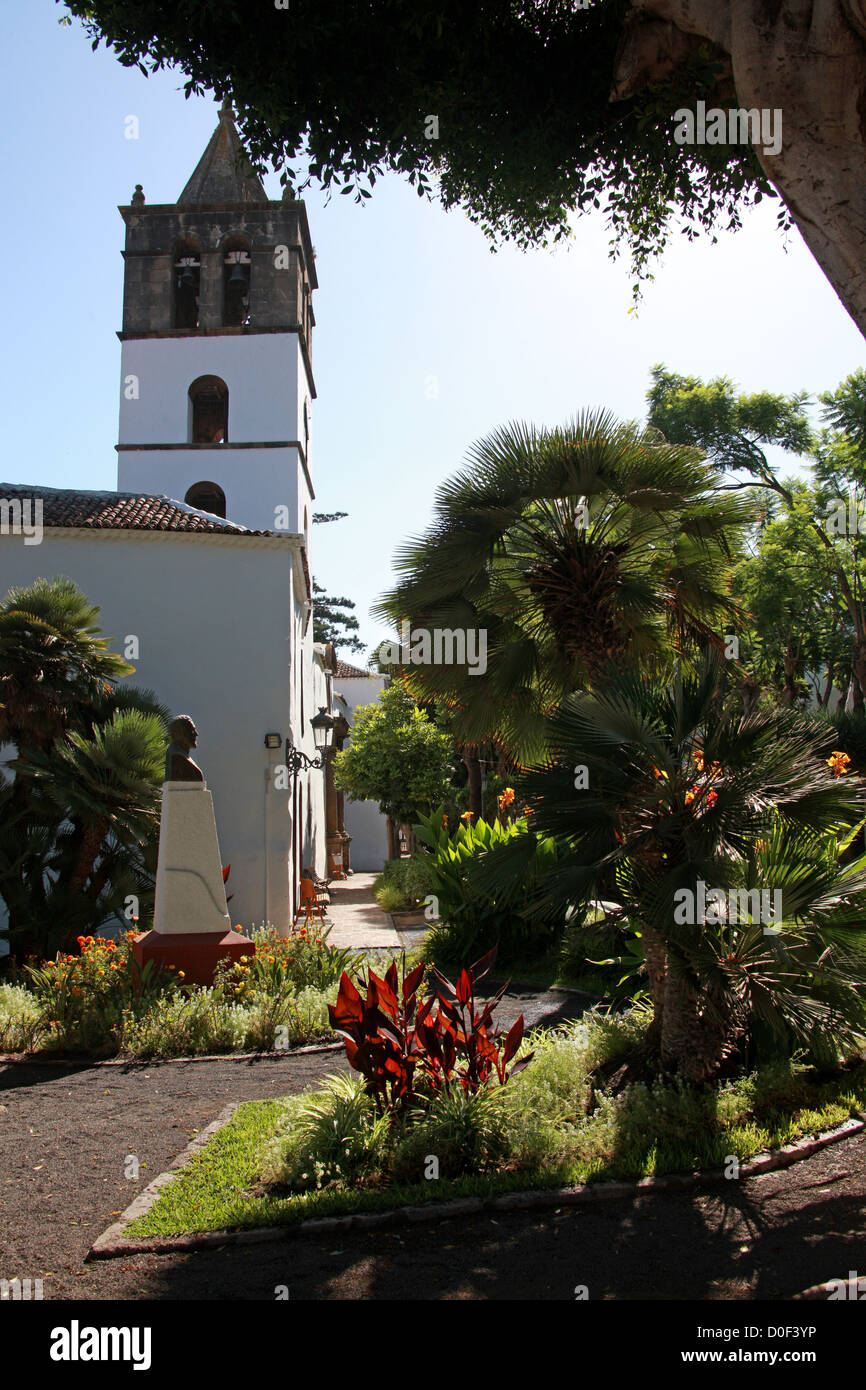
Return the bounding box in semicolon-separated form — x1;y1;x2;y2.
694;754;704;773
827;751;852;778
705;788;718;809
460;811;473;821
652;767;669;781
685;789;696;806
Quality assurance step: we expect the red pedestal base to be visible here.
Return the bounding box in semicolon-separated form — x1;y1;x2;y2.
132;929;255;988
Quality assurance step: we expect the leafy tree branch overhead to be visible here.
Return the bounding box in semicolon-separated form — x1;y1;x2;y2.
63;1;866;335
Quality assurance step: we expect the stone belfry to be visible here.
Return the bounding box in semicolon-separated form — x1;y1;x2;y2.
116;102;317;540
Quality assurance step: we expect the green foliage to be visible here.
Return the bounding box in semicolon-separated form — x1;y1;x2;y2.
312;579;364;655
21;931;175;1055
334;682;454;828
732;484;847;703
64;1;783;298
376;411;751;763
479;655;866;1079
0;983;43;1052
257;1007;866;1200
0;927;347;1058
217;922;358;997
0;578;169;956
373;856;433;912
416;806;560;964
261;1074;391;1191
118;984;334;1058
647;363;866;708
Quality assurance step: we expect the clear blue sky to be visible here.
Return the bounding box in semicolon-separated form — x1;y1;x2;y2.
3;5;864;654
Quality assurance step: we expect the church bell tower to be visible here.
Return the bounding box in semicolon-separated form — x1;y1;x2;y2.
116;103;316;541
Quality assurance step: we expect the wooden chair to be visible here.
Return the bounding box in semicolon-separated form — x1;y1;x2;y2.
294;877;327;930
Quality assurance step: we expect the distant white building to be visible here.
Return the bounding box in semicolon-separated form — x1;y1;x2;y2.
0;107;372;938
331;660;391;871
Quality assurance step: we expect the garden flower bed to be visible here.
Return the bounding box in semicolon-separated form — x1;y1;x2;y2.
116;1008;866;1242
0;925;367;1059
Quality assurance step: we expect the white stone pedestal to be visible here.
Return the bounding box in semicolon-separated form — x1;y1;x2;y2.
153;782;231;935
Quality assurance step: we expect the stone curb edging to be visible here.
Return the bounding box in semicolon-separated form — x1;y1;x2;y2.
87;1104;241;1260
0;1041;344;1069
86;1106;866;1261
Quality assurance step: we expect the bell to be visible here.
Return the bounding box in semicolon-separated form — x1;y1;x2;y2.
178;266;197;290
227;261;249;288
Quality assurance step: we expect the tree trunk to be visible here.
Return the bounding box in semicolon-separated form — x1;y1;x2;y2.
821;660;836;707
659;963;741;1083
67;820;109;899
616;2;866;340
463;748;483;822
851;633;866;708
639;921;668;1049
387;817;402;860
780;640;800;706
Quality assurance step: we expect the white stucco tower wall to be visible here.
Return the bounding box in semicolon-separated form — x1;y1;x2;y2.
115;103;317;540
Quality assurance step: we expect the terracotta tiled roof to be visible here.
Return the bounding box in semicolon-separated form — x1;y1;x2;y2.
334;659;371;678
0;484;270;536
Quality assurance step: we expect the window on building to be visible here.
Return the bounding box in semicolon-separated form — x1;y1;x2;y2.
185;481;227;519
189;376;228;444
222;237;251;327
173;239;200;330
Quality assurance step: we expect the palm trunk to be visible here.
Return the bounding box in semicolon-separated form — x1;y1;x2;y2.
640;921;668;1049
463;748;483;822
68;820;108;898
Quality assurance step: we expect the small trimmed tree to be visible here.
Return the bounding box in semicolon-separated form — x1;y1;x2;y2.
334;682;453;858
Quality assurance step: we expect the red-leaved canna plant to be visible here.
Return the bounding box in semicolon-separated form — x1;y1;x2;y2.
328;947;532;1116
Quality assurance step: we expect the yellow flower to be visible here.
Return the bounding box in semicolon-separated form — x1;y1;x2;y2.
460;811;473;821
652;766;669;781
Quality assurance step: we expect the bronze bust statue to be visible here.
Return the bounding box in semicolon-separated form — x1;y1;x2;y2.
165;715;204;783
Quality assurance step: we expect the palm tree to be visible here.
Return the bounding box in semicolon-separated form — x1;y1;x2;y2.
0;578;132;752
0;579;168;956
475;656;866;1081
375;412;752;765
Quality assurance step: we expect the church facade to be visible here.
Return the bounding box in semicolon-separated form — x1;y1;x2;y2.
0;107;352;937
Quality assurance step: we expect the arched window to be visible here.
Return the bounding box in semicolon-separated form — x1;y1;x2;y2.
173;239;200;330
185;481;226;519
188;376;228;444
222;237;251;327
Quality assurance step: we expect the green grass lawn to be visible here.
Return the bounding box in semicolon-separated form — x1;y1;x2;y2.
125;1066;866;1241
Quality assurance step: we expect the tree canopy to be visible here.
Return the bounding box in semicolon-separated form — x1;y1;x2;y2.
64;1;788;299
334;681;453;837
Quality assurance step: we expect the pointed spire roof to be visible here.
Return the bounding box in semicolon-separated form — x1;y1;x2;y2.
178;101;268;206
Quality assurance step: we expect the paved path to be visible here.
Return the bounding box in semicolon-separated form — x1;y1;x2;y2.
324;872;402;949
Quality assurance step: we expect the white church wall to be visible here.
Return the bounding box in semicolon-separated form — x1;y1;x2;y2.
0;529;298;936
336;674;392;872
118;335;300;444
118;445;302;535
